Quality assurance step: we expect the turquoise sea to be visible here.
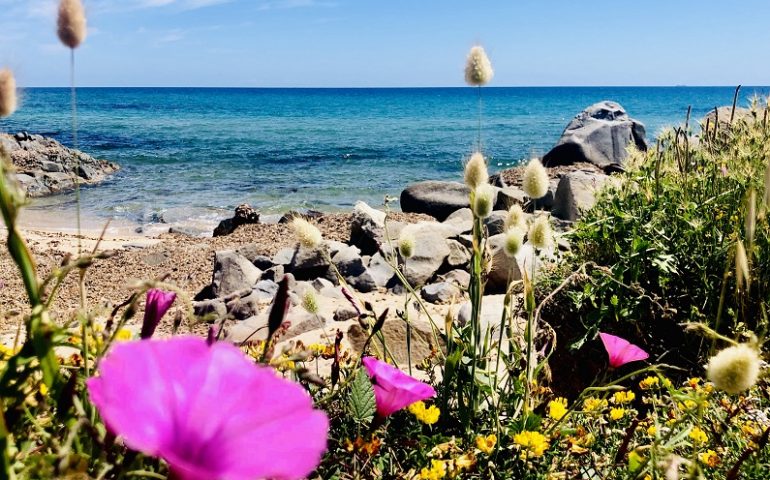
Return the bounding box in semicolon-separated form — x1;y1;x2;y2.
2;86;768;233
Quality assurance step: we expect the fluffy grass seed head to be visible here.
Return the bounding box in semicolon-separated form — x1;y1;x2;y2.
464;46;493;86
522;158;549;200
504;204;526;231
58;0;87;49
503;227;524;257
735;240;750;291
528;216;553;249
301;289;319;315
472;184;495;219
0;69;17;118
398;229;416;259
291;217;323;249
464;151;489;190
706;343;761;394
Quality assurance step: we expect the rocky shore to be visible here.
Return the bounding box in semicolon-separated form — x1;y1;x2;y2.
0;100;651;366
0;131;119;197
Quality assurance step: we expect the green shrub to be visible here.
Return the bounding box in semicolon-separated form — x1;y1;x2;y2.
563;99;770;364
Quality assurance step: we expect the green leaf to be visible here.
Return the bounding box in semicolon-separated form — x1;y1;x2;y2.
348;368;376;425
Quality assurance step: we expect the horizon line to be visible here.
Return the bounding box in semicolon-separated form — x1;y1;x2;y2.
18;84;769;89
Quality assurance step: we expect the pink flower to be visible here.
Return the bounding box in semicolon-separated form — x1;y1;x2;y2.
140;289;176;339
599;332;649;369
362;356;436;417
87;336;329;480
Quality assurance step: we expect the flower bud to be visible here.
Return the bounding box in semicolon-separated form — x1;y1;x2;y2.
522;158;549;200
301;289;319;315
464;152;488;190
140;289;177;339
464;46;493;86
503;228;524;258
528;216;552;250
473;184;495;219
57;0;87;49
398;230;416;259
504;204;526;231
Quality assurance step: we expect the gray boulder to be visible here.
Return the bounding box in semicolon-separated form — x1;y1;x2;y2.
400;181;478;221
211;250;262;298
421;282;461;304
349;201;388;255
445;239;471;269
254;280;279;300
334;305;359;322
331;244;365;278
443;208;473;234
485;235;554;292
552;170;613;221
290;244;331;280
401;224;452;286
484;210;508;236
457;294;525;338
495;187;527;210
368;252;397;288
347;317;443;366
439;269;471;289
543;101;647;170
226;291;260;321
193;298;227;320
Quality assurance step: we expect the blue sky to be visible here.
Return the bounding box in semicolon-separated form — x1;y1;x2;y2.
0;0;768;87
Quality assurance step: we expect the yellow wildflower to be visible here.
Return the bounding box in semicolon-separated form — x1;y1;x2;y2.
687;377;701;389
699;450;720;468
475;434;497;454
115;328;133;341
646;424;657;436
548;397;568;421
419;460;447;480
660;376;673;389
612;390;636;404
451;453;476;474
0;344;18;360
741;421;761;438
689;427;708;444
39;383;49;396
609;407;626;421
513;431;549;459
409;401;440;425
679;400;698;411
583;397;608;412
345;435;382;456
639;376;660;390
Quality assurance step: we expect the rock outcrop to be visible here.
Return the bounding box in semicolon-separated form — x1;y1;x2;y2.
542;101;647;171
213;204;260;237
0;132;119;197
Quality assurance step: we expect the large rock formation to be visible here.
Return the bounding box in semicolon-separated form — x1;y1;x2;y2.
543;101;647;171
0;132;119;197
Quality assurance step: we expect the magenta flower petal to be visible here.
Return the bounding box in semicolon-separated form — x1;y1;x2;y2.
599;332;649;369
87;336;329;480
361;356;436;417
140;289;176;339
